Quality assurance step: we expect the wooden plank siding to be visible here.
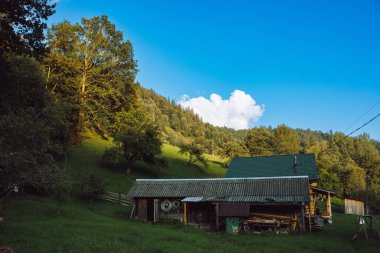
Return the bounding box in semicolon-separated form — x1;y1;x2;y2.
345;199;364;215
136;198;147;220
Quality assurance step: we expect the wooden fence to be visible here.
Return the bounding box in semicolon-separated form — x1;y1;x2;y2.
97;192;131;206
344;199;364;216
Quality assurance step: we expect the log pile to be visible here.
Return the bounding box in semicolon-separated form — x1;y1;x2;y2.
242;213;297;234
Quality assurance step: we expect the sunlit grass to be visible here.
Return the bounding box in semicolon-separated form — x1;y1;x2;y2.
65;131;226;193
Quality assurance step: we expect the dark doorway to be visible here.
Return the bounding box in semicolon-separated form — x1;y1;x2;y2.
147;198;154;222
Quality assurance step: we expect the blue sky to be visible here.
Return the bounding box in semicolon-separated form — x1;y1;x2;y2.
49;0;380;139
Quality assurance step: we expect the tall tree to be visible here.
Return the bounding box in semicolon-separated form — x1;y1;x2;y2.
105;109;166;174
273;125;300;155
179;143;207;167
222;141;248;159
45;16;138;141
245;127;274;156
0;56;68;202
0;0;55;57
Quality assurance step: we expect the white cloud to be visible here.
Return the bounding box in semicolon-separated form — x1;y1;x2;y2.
179;90;264;130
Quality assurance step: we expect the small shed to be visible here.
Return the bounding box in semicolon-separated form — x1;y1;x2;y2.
127;176;310;231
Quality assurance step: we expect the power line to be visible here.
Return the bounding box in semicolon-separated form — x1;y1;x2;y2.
344;100;380;134
318;112;380;155
346;112;380;137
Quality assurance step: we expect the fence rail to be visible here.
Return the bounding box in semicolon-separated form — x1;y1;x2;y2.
97;192;131;206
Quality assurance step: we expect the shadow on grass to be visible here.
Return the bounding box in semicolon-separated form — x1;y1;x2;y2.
98;159;160;178
161;156;217;178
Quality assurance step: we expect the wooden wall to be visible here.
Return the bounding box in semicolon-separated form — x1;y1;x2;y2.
134;199;307;232
305;188;315;216
187;202;215;230
134;198;184;222
136;198;147;220
345;199;364;216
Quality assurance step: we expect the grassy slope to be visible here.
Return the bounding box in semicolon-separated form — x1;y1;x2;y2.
1;132;379;253
66;132;226;193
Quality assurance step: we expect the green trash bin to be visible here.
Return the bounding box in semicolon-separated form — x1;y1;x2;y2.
226;217;240;234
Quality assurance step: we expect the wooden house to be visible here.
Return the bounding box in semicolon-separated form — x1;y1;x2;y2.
226;154;335;224
127;176;311;232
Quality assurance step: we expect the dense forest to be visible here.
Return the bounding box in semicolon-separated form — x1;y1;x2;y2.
1;1;380;212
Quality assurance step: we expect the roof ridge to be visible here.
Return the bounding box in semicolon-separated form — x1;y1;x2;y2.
231;153;315;159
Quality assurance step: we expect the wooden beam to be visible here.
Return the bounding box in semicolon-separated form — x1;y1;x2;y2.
327;192;332;217
301;205;306;232
153;199;157;222
250;213;292;220
308;203;312;232
215;203;219;230
291;212;297;232
130;201;136;220
310;182;318;187
184;203;187;225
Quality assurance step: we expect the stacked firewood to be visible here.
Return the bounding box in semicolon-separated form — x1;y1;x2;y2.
242;213;297;233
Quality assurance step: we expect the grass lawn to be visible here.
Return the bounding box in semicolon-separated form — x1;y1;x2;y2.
0;195;379;253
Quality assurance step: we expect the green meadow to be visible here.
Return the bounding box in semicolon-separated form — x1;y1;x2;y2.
65;132;227;193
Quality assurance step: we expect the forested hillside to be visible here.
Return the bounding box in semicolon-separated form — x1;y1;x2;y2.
140;88;247;154
140;87;380;211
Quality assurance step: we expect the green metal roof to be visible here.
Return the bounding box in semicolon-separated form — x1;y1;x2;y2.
226;154;317;181
127;176;310;203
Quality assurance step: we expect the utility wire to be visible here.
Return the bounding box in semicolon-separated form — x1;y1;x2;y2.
318;112;380;155
344;100;380;134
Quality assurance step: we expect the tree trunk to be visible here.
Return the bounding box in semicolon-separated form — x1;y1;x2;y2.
78;37;89;133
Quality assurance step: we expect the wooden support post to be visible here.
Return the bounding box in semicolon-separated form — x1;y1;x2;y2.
292;212;297;232
153;199;156;222
308;203;312;232
184;203;187;225
301;205;306;232
130;200;136;219
327;192;332;218
215;203;219;230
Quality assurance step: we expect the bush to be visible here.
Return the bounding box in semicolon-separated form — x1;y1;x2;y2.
48;167;77;203
368;191;380;214
101;147;125;169
80;173;108;201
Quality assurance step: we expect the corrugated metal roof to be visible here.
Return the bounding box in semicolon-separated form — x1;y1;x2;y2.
310;187;336;196
182;197;215;202
127;176;310;203
181;195;309;203
226;154;317;181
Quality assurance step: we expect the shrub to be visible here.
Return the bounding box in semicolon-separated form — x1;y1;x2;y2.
48;167;77;203
101;147;125;169
80;173;108;201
